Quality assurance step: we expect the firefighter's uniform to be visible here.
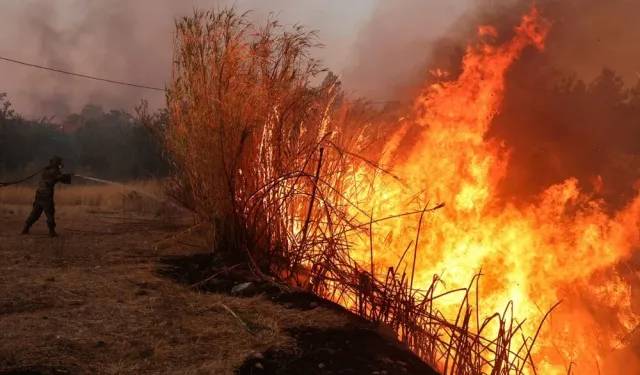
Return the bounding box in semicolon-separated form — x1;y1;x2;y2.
22;156;73;237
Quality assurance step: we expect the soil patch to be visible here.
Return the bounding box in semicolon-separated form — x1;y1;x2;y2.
1;209;439;375
157;253;440;375
0;210;352;375
156;253;359;314
237;327;439;375
0;366;70;375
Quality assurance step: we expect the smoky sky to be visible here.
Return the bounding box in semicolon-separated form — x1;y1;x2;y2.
1;0;638;119
346;0;640;101
0;0;377;119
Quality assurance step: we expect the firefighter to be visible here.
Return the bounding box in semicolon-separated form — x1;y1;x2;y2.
21;156;74;237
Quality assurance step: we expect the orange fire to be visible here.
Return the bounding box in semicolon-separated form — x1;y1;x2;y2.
340;7;640;374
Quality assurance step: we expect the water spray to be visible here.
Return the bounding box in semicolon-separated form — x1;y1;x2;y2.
0;171;180;211
74;174;161;200
0;165;189;214
74;174;155;198
74;174;188;213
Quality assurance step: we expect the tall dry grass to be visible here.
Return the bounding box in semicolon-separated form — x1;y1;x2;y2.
144;6;557;375
142;7;385;255
0;181;171;216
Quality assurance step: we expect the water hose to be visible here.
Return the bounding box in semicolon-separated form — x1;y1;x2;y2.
0;168;45;188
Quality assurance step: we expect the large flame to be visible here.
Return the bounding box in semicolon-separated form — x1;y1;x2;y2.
340;7;640;374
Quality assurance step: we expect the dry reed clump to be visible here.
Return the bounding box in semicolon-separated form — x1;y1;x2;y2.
0;181;170;215
146;6;385;255
151;6;556;375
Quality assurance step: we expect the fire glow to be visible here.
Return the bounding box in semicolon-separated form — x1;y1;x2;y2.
326;7;640;374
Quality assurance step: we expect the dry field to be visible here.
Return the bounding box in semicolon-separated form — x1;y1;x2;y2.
0;185;437;375
0;182;169;217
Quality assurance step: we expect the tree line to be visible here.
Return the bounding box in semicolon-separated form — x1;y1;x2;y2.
1;66;638;192
490;66;640;207
0;93;170;181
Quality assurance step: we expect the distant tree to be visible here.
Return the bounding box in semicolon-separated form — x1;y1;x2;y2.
0;93;169;180
489;63;640;208
0;93;26;172
587;67;627;108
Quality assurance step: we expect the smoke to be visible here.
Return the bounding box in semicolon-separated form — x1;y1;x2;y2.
475;0;640;82
342;3;640;371
464;0;640;205
343;0;640;201
3;0;639;194
1;0;173;119
341;0;474;102
344;0;640;101
0;0;374;119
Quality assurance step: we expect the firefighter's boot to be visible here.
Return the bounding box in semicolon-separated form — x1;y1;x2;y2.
47;223;58;238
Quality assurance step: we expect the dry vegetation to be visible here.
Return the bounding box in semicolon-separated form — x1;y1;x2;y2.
0;182;174;216
0;6;561;375
133;6;555;375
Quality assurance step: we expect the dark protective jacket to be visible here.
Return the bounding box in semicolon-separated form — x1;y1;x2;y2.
35;165;72;197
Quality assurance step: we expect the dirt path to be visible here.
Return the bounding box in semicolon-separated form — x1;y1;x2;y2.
0;206;438;375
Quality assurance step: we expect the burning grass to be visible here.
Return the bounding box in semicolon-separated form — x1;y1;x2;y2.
144;5;640;375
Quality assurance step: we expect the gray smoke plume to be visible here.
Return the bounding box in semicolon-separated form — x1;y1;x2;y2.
342;0;475;102
2;0;637;118
0;0;376;119
344;0;640;101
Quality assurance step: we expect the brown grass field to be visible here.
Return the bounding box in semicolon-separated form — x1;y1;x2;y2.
0;182;168;216
0;184;438;375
